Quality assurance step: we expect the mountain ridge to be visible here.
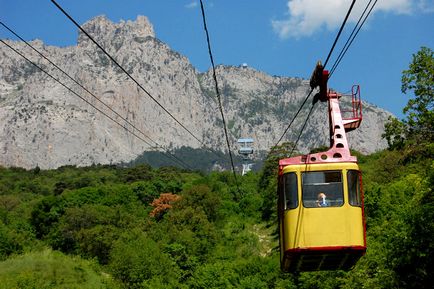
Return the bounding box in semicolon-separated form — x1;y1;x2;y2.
0;15;391;169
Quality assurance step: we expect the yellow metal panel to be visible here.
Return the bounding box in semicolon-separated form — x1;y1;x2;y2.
280;162;364;250
283;207;364;249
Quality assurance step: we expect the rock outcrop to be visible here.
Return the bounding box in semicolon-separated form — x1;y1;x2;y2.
0;16;391;169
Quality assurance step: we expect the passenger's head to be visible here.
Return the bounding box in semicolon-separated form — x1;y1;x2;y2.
318;192;326;200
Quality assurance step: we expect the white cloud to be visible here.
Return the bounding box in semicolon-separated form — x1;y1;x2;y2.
185;1;198;9
272;0;428;39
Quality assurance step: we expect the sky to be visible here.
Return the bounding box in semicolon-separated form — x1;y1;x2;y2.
0;0;433;118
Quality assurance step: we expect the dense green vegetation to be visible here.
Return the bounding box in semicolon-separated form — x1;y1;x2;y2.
0;165;282;288
0;143;432;288
0;249;117;289
0;48;432;288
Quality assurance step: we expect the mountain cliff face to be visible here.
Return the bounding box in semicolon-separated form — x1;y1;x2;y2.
0;16;391;169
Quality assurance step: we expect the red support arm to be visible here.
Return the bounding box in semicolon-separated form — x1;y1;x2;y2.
279;63;362;167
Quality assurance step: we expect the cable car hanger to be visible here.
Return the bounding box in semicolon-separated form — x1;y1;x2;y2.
277;62;366;272
279;62;362;168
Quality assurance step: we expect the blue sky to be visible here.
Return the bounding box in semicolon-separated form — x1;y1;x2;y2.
1;0;433;118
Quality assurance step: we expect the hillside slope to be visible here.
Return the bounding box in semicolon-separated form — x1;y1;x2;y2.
0;16;391;169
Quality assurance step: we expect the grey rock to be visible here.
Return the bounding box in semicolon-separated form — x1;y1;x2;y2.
0;16;391;169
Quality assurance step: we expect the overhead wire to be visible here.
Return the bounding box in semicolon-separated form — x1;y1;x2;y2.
0;38;193;170
50;0;207;149
288;103;318;157
329;0;379;78
50;0;230;166
274;0;357;154
198;0;240;184
0;21;193;169
0;21;155;148
273;87;315;148
323;0;357;68
329;0;373;76
5;0;368;170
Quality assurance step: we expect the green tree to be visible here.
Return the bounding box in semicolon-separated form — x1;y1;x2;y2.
0;224;23;260
30;196;63;239
401;46;434;135
384;46;434;150
0;249;118;289
109;231;180;289
382;116;406;149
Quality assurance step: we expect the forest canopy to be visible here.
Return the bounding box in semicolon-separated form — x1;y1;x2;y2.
0;47;432;288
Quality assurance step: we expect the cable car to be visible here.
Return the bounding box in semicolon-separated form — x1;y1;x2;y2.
278;63;366;272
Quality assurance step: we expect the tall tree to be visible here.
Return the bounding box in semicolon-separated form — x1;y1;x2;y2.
401;47;434;130
401;46;434;137
383;47;434;149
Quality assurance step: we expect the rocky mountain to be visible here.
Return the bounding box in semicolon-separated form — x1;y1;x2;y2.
0;16;391;169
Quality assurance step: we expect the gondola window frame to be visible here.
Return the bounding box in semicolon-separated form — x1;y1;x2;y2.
301;170;344;208
283;172;298;210
347;170;362;207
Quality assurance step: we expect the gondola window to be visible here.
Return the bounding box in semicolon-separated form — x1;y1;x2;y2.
348;170;362;207
284;173;298;209
302;171;343;208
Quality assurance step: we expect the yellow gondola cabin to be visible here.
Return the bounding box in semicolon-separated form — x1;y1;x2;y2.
278;64;366;271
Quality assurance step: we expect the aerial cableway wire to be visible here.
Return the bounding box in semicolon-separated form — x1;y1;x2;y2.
274;0;357;152
199;0;240;187
1;21;165;153
323;0;357;69
288;102;318;157
273;87;315;148
0;38;193;170
50;0;224;162
329;0;379;78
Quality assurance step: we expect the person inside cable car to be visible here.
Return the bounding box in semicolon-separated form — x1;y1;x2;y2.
316;192;329;207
